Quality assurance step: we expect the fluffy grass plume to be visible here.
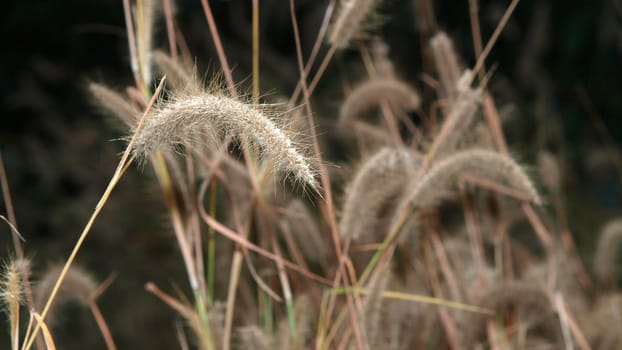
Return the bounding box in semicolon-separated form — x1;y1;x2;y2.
339;147;415;241
153;50;199;92
401;148;540;212
88;82;138;128
434;82;482;157
538;150;562;194
133;91;318;189
34;264;96;326
391;149;540;240
2;259;30;350
339;78;421;129
593;218;622;286
328;0;382;49
430;31;463;103
583;294;622;348
371;38;395;78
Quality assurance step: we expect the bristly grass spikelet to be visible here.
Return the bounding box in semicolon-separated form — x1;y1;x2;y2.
133;90;319;190
2;259;30;350
406;148;540;209
537;150;561;194
340;147;415;241
434;84;482;156
328;0;383;49
34;265;97;326
593;218;622;286
153;50;200;92
339;78;421;129
430;31;463;104
88;82;139;129
390;149;540;239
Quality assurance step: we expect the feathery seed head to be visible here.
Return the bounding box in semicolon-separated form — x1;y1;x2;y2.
133;91;318;189
371;37;395;78
2;258;29;350
34;265;97;325
538;151;561;194
434;85;483;156
328;0;382;49
88;82;139;129
594;218;622;286
391;149;541;242
340;147;416;241
1;259;30;311
411;149;540;209
339;78;421;130
430;31;463;103
153;50;200;93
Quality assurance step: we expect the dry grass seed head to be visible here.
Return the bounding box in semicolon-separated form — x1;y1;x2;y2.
371;37;395;78
328;0;383;49
1;259;30;310
537;150;562;194
339;147;416;241
391;149;540;243
583;293;622;349
430;31;463;104
593;218;622;286
133;90;318;189
88;82;139;129
34;264;96;326
2;258;30;347
339;78;421;130
434;84;483;157
153;50;200;93
405;148;539;212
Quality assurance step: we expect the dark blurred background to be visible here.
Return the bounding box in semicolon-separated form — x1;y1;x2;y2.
1;0;621;348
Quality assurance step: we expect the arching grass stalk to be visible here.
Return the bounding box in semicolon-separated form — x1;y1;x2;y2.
23;77;167;350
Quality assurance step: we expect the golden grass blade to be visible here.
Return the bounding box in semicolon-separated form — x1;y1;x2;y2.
335;287;492;315
23;76;167;350
30;312;56;350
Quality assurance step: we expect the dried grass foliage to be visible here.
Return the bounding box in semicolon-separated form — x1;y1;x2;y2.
2;1;620;350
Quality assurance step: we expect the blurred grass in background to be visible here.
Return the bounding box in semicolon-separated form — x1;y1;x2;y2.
1;0;621;347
